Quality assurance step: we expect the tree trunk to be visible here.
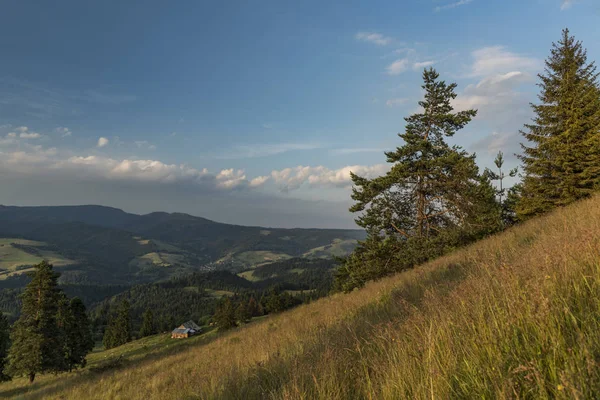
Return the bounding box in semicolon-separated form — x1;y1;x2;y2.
29;372;35;383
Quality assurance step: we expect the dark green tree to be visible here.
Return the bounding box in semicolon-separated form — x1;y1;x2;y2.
0;313;10;381
102;299;132;349
246;296;260;318
213;298;236;331
484;151;519;225
139;308;156;338
64;298;94;371
335;68;500;292
235;301;251;324
265;288;285;313
6;261;66;383
518;29;600;219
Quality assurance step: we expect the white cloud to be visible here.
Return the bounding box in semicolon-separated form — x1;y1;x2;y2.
413;61;436;70
472;131;521;157
217;142;322;159
0;144;268;192
386;58;409;75
19;132;42;139
470;46;539;77
97;137;109;148
56;127;72;137
434;0;474;12
453;71;533;113
8;126;42;139
561;0;576;10
355;31;393;46
135;140;157;151
215;168;248;189
386;98;410;107
249;176;269;187
0;133;17;146
330;148;387;155
271;164;390;192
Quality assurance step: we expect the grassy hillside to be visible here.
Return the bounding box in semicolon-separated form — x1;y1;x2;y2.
2;196;600;399
0;239;74;280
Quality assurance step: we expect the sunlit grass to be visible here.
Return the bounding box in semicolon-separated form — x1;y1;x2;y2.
2;195;600;399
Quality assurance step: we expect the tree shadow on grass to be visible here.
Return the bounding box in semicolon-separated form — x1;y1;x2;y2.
213;262;470;399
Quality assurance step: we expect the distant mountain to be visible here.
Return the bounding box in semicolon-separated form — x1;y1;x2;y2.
0;205;364;286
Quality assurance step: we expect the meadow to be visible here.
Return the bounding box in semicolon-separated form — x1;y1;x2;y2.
1;195;599;399
0;239;74;280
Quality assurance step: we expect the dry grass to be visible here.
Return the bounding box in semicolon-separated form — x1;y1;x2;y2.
2;196;600;399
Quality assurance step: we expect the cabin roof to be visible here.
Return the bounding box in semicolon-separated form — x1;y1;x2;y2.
180;320;201;330
172;328;191;334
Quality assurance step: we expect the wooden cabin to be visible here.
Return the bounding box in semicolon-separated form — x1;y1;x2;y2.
171;328;193;339
171;320;202;339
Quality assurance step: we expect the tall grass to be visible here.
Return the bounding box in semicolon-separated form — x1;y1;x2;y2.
2;196;600;399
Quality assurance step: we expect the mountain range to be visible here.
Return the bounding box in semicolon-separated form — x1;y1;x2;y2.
0;205;364;286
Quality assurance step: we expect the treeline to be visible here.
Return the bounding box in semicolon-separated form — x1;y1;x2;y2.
335;29;600;292
87;258;337;339
0;281;128;323
96;285;310;348
0;262;94;383
91;281;331;343
211;287;307;331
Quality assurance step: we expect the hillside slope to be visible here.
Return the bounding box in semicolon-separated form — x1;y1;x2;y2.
2;196;600;399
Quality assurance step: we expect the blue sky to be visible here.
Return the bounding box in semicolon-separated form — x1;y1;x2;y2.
0;0;597;228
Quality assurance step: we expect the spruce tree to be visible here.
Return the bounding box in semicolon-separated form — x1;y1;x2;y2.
518;29;600;218
214;298;236;331
102;316;116;350
102;299;132;349
63;298;94;371
115;299;132;344
265;288;285;313
335;68;500;292
246;297;260;318
484;151;519;225
235;301;251;324
6;261;66;383
139;308;156;338
0;313;10;381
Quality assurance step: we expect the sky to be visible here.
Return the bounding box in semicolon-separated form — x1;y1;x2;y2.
0;0;598;228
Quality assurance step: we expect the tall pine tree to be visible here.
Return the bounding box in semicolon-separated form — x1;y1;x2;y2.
102;299;132;349
213;298;236;331
335;69;500;292
518;29;600;218
6;261;66;383
235;301;251;324
139;308;156;338
59;297;94;371
0;313;10;381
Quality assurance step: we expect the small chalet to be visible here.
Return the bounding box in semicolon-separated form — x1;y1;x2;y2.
171;320;202;339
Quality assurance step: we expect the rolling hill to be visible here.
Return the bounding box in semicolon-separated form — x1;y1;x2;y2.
0;205;364;286
2;195;599;398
